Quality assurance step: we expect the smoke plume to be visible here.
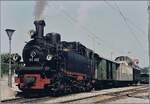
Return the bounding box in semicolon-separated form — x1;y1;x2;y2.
34;0;48;20
77;2;89;26
76;2;99;27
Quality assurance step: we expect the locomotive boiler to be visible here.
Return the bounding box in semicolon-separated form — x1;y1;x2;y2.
15;20;94;93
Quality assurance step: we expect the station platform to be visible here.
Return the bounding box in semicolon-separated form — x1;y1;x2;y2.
0;75;19;100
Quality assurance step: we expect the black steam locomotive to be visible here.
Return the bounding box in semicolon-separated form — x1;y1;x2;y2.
15;20;141;95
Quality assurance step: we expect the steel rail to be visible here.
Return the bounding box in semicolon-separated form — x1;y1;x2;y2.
1;85;148;104
60;85;148;103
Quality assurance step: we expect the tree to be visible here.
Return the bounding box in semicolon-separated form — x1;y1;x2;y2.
1;53;22;75
141;66;150;74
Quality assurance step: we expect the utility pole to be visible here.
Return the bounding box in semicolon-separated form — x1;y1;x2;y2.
5;29;15;87
147;1;150;103
148;1;150;66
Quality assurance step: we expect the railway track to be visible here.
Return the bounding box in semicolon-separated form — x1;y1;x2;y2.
96;87;148;103
1;85;148;104
60;85;148;104
1;91;56;104
1;96;55;104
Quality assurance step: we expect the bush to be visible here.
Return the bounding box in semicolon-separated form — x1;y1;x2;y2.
1;53;22;75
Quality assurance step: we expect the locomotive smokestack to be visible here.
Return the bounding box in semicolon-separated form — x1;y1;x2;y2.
34;20;45;38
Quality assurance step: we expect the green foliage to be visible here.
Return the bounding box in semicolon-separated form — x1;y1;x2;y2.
141;66;150;74
1;63;9;74
1;53;18;64
1;53;22;75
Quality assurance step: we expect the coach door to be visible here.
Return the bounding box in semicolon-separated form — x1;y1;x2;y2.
97;59;107;80
106;61;113;80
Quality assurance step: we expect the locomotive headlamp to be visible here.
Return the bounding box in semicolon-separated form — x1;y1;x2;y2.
46;54;53;61
13;55;18;61
13;54;21;62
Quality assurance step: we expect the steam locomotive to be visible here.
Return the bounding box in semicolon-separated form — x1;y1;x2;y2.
14;20;140;95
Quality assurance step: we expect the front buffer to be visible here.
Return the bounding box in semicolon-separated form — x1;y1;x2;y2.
15;67;52;91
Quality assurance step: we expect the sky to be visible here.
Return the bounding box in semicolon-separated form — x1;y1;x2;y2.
0;1;149;67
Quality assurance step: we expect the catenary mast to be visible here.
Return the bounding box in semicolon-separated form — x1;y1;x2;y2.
148;1;150;65
147;1;150;102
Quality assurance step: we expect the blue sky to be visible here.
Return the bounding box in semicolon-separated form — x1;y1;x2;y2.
1;1;149;67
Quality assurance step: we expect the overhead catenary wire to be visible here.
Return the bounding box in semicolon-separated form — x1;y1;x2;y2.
125;18;146;35
47;4;100;55
46;3;104;54
104;0;146;37
48;3;124;58
104;0;146;50
104;1;148;64
113;2;148;64
114;2;145;49
59;8;105;56
59;6;131;56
